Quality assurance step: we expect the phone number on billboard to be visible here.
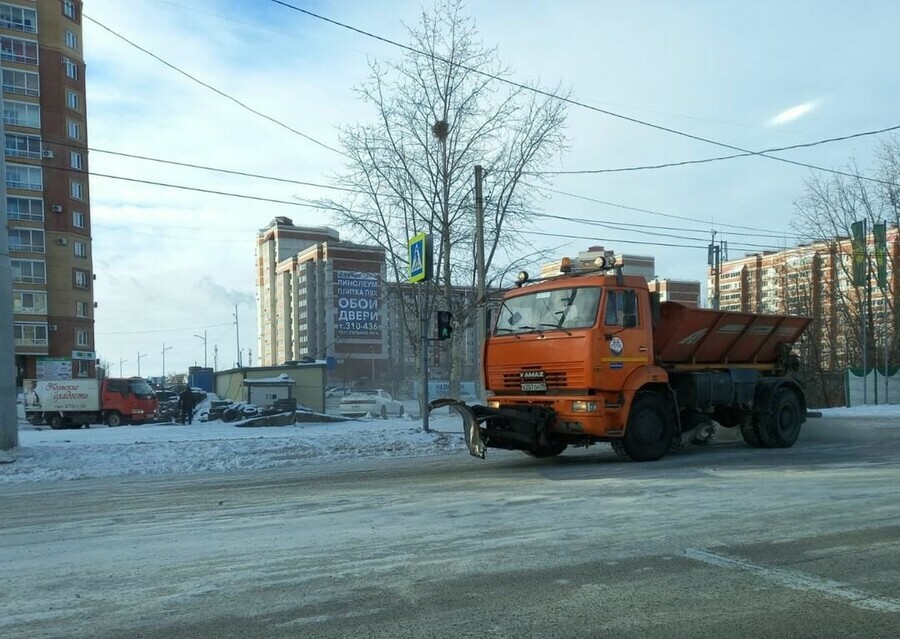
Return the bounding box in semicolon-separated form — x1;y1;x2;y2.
341;322;379;331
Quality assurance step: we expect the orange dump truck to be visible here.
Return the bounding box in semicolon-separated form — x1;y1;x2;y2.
432;257;812;461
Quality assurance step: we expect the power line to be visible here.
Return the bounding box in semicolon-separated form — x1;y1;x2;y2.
268;0;890;185
539;211;799;243
81;11;346;156
529;184;788;235
527;124;900;179
96;322;233;336
86;146;359;193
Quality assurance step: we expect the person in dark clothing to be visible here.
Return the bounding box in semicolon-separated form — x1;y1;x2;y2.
178;388;197;424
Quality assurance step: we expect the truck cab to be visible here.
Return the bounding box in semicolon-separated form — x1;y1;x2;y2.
101;378;158;426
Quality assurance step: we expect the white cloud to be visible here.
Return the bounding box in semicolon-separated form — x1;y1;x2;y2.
766;100;821;126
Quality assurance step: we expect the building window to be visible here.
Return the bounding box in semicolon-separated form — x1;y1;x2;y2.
3;100;40;128
13;322;48;347
74;269;89;289
4;132;41;159
70;150;82;170
7;196;43;222
76;300;89;318
73;211;85;228
0;36;38;65
67;119;81;140
13;290;47;315
9;227;45;253
63;0;76;20
6;163;43;191
11;259;45;283
76;329;89;347
0;4;38;33
65;89;80;111
65;30;78;50
62;56;78;80
1;68;39;96
70;180;84;200
74;240;87;258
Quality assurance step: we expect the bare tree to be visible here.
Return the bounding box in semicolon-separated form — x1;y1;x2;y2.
323;0;568;401
792;137;900;402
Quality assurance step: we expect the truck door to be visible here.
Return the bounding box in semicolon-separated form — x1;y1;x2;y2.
599;289;648;389
103;379;128;412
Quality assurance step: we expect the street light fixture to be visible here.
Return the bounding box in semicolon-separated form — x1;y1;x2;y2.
161;343;173;388
137;351;147;377
194;330;208;368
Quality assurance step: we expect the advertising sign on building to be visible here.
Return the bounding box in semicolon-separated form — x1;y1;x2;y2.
37;357;72;380
335;270;381;338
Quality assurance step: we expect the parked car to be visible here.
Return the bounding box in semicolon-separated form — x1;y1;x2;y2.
339;389;404;419
326;386;351;398
154;390;178;403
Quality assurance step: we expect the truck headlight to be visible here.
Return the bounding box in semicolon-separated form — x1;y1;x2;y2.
572;401;598;413
487;400;500;409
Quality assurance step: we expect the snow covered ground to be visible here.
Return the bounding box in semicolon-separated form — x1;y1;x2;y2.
1;400;896;484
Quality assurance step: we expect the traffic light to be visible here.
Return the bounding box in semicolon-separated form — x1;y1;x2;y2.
437;311;453;340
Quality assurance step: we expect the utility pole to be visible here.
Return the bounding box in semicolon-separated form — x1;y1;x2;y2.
474;165;486;402
137;351;147;377
119;358;127;377
194;329;208;367
0;71;18;449
708;231;721;310
234;305;241;368
422;313;430;432
213;344;219;371
162;343;172;387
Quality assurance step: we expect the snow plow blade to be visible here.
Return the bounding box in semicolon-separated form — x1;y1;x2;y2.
428;398;486;459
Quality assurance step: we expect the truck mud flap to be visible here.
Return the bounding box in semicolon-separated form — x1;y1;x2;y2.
429;398;486;459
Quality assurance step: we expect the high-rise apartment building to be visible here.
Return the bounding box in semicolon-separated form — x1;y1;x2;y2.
4;0;93;383
256;218;388;383
708;228;900;369
255;217;484;390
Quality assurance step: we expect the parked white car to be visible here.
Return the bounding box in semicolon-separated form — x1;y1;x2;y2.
339;389;404;419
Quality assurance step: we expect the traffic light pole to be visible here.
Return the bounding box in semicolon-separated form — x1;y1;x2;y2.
421;313;430;432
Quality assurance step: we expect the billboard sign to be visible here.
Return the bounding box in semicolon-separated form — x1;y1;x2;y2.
335;270;380;338
37;357;72;380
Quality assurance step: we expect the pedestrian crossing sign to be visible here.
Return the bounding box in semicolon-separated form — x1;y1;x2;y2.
408;232;432;283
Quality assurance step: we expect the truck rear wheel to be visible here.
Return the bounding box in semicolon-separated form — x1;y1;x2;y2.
105;412;122;428
48;414;65;430
757;387;802;448
620;392;675;462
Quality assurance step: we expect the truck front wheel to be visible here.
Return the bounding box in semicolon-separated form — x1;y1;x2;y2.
620;392;675;462
105;412;123;428
757;388;802;448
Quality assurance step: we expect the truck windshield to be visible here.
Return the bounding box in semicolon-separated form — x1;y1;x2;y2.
494;286;601;335
128;380;156;398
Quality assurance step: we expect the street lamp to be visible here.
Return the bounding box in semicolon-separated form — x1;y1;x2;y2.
137;351;147;377
162;342;173;388
194;330;208;368
118;358;128;377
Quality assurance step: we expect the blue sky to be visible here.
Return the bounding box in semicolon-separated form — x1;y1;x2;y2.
81;0;900;377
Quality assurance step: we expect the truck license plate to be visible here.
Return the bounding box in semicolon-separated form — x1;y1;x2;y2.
521;382;547;392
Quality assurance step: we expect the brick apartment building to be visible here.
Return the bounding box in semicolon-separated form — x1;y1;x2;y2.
708;227;900;368
5;0;94;384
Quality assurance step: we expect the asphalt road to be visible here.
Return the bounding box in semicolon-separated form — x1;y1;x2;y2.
2;416;899;638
